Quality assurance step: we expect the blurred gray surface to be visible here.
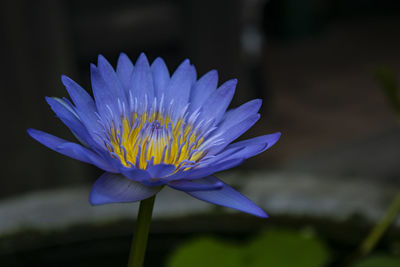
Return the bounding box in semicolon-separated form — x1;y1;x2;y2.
1;170;399;237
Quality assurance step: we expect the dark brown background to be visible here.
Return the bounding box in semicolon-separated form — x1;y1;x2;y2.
1;0;400;198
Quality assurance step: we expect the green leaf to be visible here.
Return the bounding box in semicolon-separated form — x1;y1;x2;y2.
168;237;242;267
168;229;330;267
353;254;400;267
245;229;330;267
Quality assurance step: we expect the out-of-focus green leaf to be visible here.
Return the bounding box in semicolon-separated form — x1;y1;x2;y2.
167;237;242;267
167;229;330;267
353;254;400;267
374;66;400;116
246;229;330;267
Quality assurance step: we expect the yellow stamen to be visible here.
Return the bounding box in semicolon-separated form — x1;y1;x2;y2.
108;112;204;169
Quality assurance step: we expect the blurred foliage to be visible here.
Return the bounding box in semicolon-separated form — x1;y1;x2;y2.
167;228;330;267
246;229;329;267
353;254;400;267
374;66;400;117
167;237;243;267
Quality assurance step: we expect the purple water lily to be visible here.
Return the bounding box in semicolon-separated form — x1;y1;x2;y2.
28;53;280;218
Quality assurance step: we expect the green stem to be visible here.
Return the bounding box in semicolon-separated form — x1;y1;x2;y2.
340;191;400;267
358;191;400;256
127;195;156;267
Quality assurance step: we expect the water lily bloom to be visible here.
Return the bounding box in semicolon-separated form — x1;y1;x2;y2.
27;53;280;218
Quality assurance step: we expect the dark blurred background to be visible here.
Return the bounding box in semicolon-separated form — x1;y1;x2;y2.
1;0;400;266
2;0;399;197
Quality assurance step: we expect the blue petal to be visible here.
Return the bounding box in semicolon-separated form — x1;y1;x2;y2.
189;69;218;113
207;113;260;155
61;75;102;136
28;128;65;148
61;75;95;112
97;55;127;100
116;52;134;91
130;53;154;105
90;64;121;122
27;129;117;172
151;57;170;99
61;97;75;109
89;172;161;205
45;97;94;147
221;132;281;160
184;176;268;218
119;166;166;186
168;178;223;191
147;163;176;178
166;59;197;115
186;158;245;180
57;143;116;172
164;157;245;181
120;167;151;182
218;99;262;131
199;79;237;124
96;55;128;115
196;146;245;167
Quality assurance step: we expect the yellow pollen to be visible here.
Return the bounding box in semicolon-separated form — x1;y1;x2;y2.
107;112;204;169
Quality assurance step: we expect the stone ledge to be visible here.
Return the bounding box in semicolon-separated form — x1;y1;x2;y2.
1;171;399;237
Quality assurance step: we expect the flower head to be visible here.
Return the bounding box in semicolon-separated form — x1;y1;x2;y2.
28;53;280;217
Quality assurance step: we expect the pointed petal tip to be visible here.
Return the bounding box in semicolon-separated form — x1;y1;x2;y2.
208;69;218;77
184;176;269;218
88;189;109;206
61;75;77;88
257;210;269;218
88;191;99;205
97;54;116;72
230;78;238;85
27;128;53;146
44;96;57;105
219;79;238;91
26;128;59;147
97;54;105;62
152;56;165;65
90;63;97;72
134;53;151;68
252;98;263;106
200;69;218;83
151;57;170;76
173;58;191;72
26;128;44;139
137;52;149;61
267;132;282;149
26;128;36;136
117;52;134;77
60;74;69;83
117;52;131;63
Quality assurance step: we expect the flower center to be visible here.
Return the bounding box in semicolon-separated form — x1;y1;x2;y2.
107;112;205;169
